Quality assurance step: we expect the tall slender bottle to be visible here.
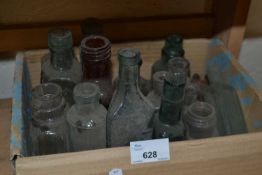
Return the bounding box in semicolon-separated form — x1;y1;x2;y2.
151;34;184;76
107;48;155;147
81;35;113;108
41;28;82;105
66;82;107;151
153;71;186;141
31;83;69;155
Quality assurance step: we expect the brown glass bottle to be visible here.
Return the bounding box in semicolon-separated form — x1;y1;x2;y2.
81;35;113;108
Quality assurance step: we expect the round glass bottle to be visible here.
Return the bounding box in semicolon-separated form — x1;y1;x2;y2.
183;101;218;139
151;34;184;76
81;35;113;108
41;28;82;105
107;48;155;147
30;83;69;155
66;82;107;151
147;71;168;110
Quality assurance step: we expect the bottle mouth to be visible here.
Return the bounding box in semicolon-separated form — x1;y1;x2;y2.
73;82;100;104
184;101;216;128
32;83;62;109
118;48;140;65
81;35;111;61
48;28;73;49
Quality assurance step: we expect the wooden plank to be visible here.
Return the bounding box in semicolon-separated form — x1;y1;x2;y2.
16;132;262;175
212;0;251;58
0;0;210;24
0;99;12;175
0;15;213;52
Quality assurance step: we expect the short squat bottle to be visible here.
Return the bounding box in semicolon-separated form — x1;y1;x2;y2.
107;48;155;147
183;101;218;139
151;34;184;76
31;83;69;155
66;82;107;151
154;71;187;141
81;35;113;108
41;28;82;105
147;71;168;110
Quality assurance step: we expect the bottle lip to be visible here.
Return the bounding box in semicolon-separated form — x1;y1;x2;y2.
184;101;216;128
81;35;111;52
118;48;140;65
32;83;62;103
73;82;100;104
48;28;73;49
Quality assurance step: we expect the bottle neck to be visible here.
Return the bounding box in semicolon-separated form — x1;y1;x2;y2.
81;35;112;79
50;48;74;70
117;62;139;91
159;81;185;125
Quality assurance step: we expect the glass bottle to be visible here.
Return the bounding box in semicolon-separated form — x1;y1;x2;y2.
151;34;184;76
147;71;168;110
113;55;152;96
41;28;82;105
206;66;247;135
81;35;113;108
107;48;155;147
66;82;107;151
183;101;218;139
30;83;69;155
153;70;187;141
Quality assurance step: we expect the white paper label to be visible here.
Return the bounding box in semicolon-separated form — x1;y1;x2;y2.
130;138;170;164
109;168;123;175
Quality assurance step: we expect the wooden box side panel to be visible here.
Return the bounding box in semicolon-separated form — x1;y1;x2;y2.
205;39;262;132
16;132;262;175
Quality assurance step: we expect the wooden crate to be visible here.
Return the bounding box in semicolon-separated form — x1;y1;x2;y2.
11;38;262;175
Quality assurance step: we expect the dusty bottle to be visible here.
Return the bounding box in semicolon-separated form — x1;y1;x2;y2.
81;35;113;108
107;48;155;147
151;34;184;76
114;55;152;96
66;82;106;151
153;70;186;141
31;83;69;155
147;71;168;110
206;66;247;135
41;28;82;105
183;101;218;139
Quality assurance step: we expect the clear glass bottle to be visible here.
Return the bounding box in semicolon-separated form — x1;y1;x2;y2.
107;48;155;147
30;83;69;155
151;34;184;76
66;82;107;151
113;55;152;96
153;70;187;141
147;71;168;110
81;35;113;108
206;66;247;135
183;101;218;139
41;28;82;105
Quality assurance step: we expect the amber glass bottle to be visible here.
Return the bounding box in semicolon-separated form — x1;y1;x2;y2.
81;35;113;108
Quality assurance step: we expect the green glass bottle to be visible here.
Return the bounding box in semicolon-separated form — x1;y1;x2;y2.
153;70;187;141
151;34;184;76
41;28;82;105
